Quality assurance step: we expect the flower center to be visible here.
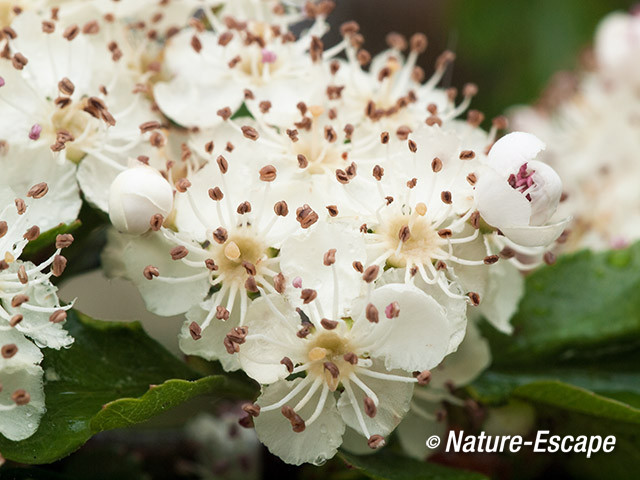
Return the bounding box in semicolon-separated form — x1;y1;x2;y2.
378;208;439;267
508;162;536;201
209;230;267;286
45;101;99;162
305;332;356;391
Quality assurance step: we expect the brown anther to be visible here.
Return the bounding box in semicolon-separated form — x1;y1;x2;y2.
242;403;261;417
323;125;337;143
407;178;417;189
379;131;390;145
463;83;479;97
352;261;364;273
137;155;149;165
0;221;6;238
205;140;214;154
425;115;442;127
139;120;162;134
42;20;55;33
326;205;338;217
218;31;233;46
492;115;508;130
16;265;27;284
204;259;218;271
360;223;368;233
81;20;100;35
368;435;386;449
1;344;17;359
431;157;443;172
323;361;340;379
356;49;371;66
236;201;252;215
438;228;452;238
216;107;232;120
323;248;336;266
386;31;407;50
26;182;48;199
216;155;229;174
274;200;289;217
54;96;71;109
412;66;425;82
343;352;358;365
345;162;357;179
190;35;202;53
149;131;165;147
336;169;349;184
223;337;239;355
330;59;341;75
408;139;417;153
15;198;26;214
499;247;516;259
399;225;411;242
362;265;379;283
468;292;481;306
396;125;412;141
49;309;67;324
12;390;30;406
241;125;259;141
227;55;241;68
544;251;557;265
213;227;228;244
175;178;191;193
410;32;428;53
242;261;257;276
372;165;384;181
441;191;452;204
365;303;379;323
300;288;317;304
10;314;23;327
364;396;377;418
281;405;296;420
226;326;248;344
309;35;323;62
296;101;307;115
483;255;499;265
259;165;277;182
297;324;312;338
58;77;75;96
12;52;28;70
51;254;66;277
273;272;285;294
344;124;355;140
170;246;188;261
416;369;432;385
23;225;40;241
244;276;259;293
459;150;476;160
11;294;29;308
143;265;159;280
296;153;309;169
295;204;318;229
62;24;79;41
238;414;254;428
467;109;485;127
469;211;481;229
340;20;360;37
188;321;202;340
243;89;255;100
216;305;230;321
435;260;447;271
208;187;224;201
321;318;338;330
436;50;456;70
466;173;478;186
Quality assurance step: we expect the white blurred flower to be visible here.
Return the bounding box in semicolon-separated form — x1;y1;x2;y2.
595;11;640;85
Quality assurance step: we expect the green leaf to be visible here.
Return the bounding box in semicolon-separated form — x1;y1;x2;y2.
0;310;250;465
482;243;640;365
339;451;488;480
22;221;81;257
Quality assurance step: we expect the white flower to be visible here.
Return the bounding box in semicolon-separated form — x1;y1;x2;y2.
230;241;466;465
595;11;640;85
0;11;163;211
475;132;569;247
108;165;174;235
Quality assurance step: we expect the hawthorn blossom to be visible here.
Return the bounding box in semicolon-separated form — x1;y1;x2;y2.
230;240;466;465
474;132;569;247
0;184;75;441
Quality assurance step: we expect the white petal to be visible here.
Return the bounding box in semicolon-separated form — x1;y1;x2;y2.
238;295;304;384
279;222;366;315
337;363;413;438
396;400;448;460
475;168;532;228
528;160;563;226
478;260;524;334
112;231;211;316
0;364;45;441
254;378;345;466
351;284;464;372
500;218;570;247
487;132;546;172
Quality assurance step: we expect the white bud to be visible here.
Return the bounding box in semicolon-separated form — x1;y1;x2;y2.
108;166;173;235
595;12;640;83
475;132;568;247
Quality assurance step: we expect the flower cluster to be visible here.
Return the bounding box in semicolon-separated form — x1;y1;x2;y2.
511;9;640;251
1;0;568;463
